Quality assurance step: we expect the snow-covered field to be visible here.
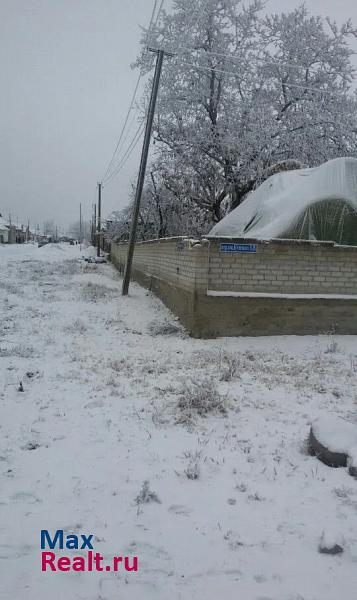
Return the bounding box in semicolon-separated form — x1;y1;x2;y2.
1;243;357;600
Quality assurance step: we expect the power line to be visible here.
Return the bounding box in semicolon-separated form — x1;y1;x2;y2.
103;122;145;187
117;108;142;149
104;125;144;187
148;43;344;96
102;1;340;190
147;0;165;47
149;43;332;73
104;83;339;188
189;48;321;72
101;0;161;184
102;2;166;187
175;59;342;97
101;75;143;183
148;0;159;32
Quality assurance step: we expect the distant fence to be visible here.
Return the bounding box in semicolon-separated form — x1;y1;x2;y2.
110;237;357;337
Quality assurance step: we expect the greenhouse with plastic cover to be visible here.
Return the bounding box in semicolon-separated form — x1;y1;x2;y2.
209;157;357;246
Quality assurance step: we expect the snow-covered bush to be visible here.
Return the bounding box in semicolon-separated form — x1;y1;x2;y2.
0;344;35;359
218;351;241;382
2;283;23;296
55;260;80;277
148;319;183;336
325;339;340;354
183;449;203;480
64;318;87;335
135;481;161;506
80;282;117;302
176;378;227;423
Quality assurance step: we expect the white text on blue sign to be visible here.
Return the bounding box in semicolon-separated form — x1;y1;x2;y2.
220;244;257;253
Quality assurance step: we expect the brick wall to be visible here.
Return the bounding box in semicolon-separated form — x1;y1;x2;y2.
111;237;357;297
207;239;357;296
110;237;208;294
110;237;357;337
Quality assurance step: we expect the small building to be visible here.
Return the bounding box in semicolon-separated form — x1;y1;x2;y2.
0;216;9;243
15;226;26;243
6;224;27;244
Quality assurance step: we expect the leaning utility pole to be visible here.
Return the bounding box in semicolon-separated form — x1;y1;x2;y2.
97;182;102;257
122;48;166;296
79;203;82;245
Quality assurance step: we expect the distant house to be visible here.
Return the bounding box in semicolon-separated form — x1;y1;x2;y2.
0;215;9;243
1;221;28;244
0;215;55;245
15;226;26;244
6;225;25;244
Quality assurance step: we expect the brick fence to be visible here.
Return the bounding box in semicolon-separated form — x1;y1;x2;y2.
110;237;357;337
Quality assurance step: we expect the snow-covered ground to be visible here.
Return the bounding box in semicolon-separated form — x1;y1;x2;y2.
1;243;357;600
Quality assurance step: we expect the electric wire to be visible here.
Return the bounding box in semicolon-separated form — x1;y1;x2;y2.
175;59;342;97
104;124;144;186
149;43;336;73
102;0;166;187
147;41;345;97
101;1;349;190
101;0;160;184
103;122;145;187
101;76;143;184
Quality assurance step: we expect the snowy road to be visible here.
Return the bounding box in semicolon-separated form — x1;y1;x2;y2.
1;243;357;600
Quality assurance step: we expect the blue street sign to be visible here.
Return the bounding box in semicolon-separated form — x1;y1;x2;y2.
220;243;257;253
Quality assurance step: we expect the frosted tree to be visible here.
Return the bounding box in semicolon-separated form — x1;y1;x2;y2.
106;172;204;241
135;1;357;226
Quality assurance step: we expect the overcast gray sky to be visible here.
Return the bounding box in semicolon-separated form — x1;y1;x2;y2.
1;0;357;233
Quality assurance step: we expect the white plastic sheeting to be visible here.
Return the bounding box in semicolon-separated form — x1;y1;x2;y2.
209;157;357;244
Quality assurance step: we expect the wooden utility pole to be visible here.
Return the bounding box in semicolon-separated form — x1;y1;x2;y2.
122;49;166;296
93;203;97;247
79;203;82;245
8;214;15;244
97;183;102;257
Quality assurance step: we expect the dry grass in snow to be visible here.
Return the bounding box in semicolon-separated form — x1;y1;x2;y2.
1;243;357;600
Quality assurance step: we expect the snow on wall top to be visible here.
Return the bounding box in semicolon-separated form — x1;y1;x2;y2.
208;157;357;239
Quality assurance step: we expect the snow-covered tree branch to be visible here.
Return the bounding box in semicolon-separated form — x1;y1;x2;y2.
115;1;357;235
